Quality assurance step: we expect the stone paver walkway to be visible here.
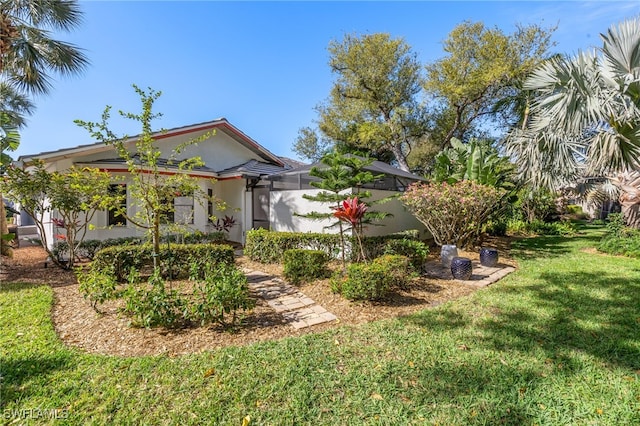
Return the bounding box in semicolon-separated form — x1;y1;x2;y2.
423;260;516;288
242;269;338;329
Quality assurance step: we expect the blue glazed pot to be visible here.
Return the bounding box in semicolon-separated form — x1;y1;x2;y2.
480;247;499;267
450;257;472;280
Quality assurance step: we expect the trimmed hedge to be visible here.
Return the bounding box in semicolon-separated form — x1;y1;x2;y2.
283;249;329;284
330;254;413;301
245;229;422;264
52;231;226;260
92;243;235;282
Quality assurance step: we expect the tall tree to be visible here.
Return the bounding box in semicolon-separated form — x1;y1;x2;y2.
294;33;428;172
1;0;88;95
424;21;555;149
1;0;88;256
506;17;640;227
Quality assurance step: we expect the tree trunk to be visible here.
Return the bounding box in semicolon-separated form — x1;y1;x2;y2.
0;200;13;257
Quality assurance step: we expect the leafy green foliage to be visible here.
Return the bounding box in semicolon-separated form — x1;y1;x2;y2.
190;263;255;327
1;160;117;268
382;238;429;270
330;262;392;301
75;85;225;267
244;229;421;264
76;265;119;310
372;254;413;289
401;181;505;248
91;243;235;282
283;249;329;285
597;213;640;258
431;138;514;189
295;33;427;170
506;219;577;236
425;21;555;148
122;270;187;328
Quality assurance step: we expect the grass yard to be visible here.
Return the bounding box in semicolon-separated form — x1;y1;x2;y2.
1;224;639;425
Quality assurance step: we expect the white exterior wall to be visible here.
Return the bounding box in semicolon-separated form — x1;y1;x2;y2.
269;188;430;240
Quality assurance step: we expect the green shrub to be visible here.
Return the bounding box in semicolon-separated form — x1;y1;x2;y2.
598;234;640;258
373;254;412;289
605;213;626;237
283;249;329;284
245;228;421;264
122;270;188;328
330;256;413;301
382;239;429;270
76;265;119;310
331;262;392;301
401;181;505;248
507;219;577;236
92;243;235;282
483;219;508;237
53;232;226;261
190;263;255;327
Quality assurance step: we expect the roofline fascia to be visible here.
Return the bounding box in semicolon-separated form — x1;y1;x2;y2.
18;118;285;167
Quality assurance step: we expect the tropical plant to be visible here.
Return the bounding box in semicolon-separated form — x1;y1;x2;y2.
298;150;387;265
431;137;515;189
505;17;640;227
1;0;88;256
333;196;368;262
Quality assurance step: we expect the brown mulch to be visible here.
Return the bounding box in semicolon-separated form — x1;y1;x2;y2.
0;237;516;357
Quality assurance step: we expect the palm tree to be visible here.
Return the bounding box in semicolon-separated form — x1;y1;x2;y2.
1;0;88;95
506;17;640;227
1;0;88;255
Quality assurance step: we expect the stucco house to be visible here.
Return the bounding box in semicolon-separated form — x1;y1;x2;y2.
15;119;428;247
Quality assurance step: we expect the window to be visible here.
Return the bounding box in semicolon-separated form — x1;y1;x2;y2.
173;191;194;224
108;184;127;226
207;188;214;223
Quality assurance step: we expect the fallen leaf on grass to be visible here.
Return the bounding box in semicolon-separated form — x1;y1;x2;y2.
242;415;251;426
203;368;216;378
371;393;384;400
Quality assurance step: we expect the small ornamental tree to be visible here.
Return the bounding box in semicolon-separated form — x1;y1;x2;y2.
299;150;387;265
401;180;504;248
1;160;116;268
75;85;225;272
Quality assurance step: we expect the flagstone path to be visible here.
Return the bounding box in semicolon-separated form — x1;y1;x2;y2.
242;268;338;329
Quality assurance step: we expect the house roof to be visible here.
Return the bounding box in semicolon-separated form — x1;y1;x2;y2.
76;155;218;175
17;118;284;167
268;155;426;182
217;159;291;178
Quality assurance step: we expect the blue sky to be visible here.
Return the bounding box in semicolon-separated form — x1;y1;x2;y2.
14;1;640;161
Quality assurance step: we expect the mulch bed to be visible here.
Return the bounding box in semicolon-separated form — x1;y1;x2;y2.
0;237;516;357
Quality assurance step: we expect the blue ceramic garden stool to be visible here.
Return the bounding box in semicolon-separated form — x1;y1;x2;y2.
450;257;472;280
479;247;499;267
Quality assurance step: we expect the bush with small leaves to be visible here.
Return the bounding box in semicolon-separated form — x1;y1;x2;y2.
122;270;188;328
189;263;255;327
76;265;119;311
283;249;329;284
382;239;429;270
331;262;392;301
401;181;505;248
373;254;413;289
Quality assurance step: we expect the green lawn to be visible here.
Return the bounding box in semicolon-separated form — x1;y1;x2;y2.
2;225;639;425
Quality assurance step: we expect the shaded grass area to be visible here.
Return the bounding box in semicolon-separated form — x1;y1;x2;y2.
1;224;639;425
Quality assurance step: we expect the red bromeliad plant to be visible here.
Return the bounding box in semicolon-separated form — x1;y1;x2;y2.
333;196;368;262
